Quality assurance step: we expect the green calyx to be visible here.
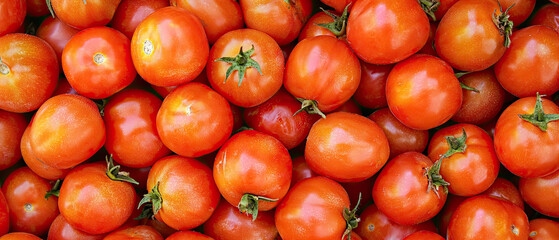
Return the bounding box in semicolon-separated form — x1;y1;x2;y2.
135;202;154;220
518;93;559;131
424;159;450;198
293;98;326;119
460;82;480;93
492;2;514;48
138;182;163;218
418;0;441;21
105;155;139;185
441;128;468;159
315;4;351;37
45;179;62;200
342;193;361;240
238;193;278;221
215;45;263;87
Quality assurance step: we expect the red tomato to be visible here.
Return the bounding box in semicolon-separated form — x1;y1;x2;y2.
481;177;524;210
447;195;529;240
104;89;170;168
21;123;69;180
530;4;559;33
214;130;291;217
50;0;121;29
499;0;536;25
0;33;58;113
47;215;105;240
436;194;466;237
131;7;208;87
166;231;214;240
284;35;361;114
373;152;447;225
290;156;318;187
156;83;233;158
240;0;312;46
494;95;559;178
386;54;462;130
298;11;337;42
143;155;220;230
0;191;7;235
2;167;59;236
434;0;459;21
519;169;559;218
417;22;438;56
403;230;444;240
320;0;354;13
332;99;362;115
0;0;25;36
30;94;105;169
171;0;244;44
141;219;177;238
528;219;559;240
0;110;26;170
110;0;169;39
35;18;80;70
52;77;77;96
203;200;278;240
26;0;49;16
103;225;163;240
306;112;389;182
353;63;392;109
494;25;559;97
207;28;284;107
0;232;42;240
347;0;429;64
341;177;375;211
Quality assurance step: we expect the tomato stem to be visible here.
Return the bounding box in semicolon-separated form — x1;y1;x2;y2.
46;0;55;18
0;57;9;75
492;1;514;48
418;0;440;21
442;128;468;158
238;193;278;221
342;192;361;240
105;155;139;185
518;93;559;131
293;98;326;118
44;179;62;200
315;4;350;37
214;45;263;87
138;182;163;217
424;159;450;198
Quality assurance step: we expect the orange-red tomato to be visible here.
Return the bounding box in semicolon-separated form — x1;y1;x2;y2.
0;110;26;170
21;123;69;181
528;219;559;240
298;11;337;42
0;232;42;240
111;0;169;39
0;0;25;36
530;4;559;33
481;177;524;210
50;0;121;29
519;170;559;218
166;231;214;240
403;231;444;240
35;17;80;70
47;214;105;240
103;225;163;240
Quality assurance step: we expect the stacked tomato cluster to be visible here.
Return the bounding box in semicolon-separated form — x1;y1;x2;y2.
1;0;559;239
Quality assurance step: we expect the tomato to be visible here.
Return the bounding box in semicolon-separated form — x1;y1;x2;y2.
0;0;25;36
142;155;220;230
166;231;214;240
386;54;462;130
530;4;559;33
368;108;429;159
433;0;459;21
347;0;429;64
0;232;41;240
243;89;319;150
240;0;312;46
447;195;529;240
52;77;77;96
519;169;559;218
481;177;524;210
2;167;59;236
417;22;438;56
0;191;7;235
131;7;208;87
528;219;559;240
436;194;466;237
141;219;177;238
352;63;392;109
171;0;244;44
290;156;318;187
403;231;444;240
26;0;48;16
21;123;69;181
275;176;359;240
284;35;361;115
435;0;511;71
373;152;447;225
494;25;559;98
0;110;26;170
49;0;121;29
104;89;170;168
207;28;284;107
494;95;559;178
156;83;233;158
341;177;375;211
298;11;337;42
203;200;278;240
355;203;438;240
47;214;105;240
333;99;362;115
320;0;353;13
103;225;163;240
214;130;291;218
0;33;58;113
111;0;169;39
35;18;79;70
306;112;389;182
499;0;536;25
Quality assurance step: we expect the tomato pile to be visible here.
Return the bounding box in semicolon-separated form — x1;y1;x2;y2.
1;0;559;239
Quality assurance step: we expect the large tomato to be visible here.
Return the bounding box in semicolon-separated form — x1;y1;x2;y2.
403;231;444;240
0;0;25;36
528;219;559;240
481;177;524;210
519;169;559;218
110;0;169;39
47;214;105;240
499;0;535;25
49;0;121;29
298;11;337;42
166;231;214;240
0;110;26;170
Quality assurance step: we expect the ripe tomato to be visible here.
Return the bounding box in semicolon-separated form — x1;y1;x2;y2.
35;17;80;70
447;195;529;240
2;167;59;236
0;191;7;235
156;83;233;158
103;225;163;240
433;0;459;21
298;11;337;42
171;0;244;44
203;200;278;240
320;0;353;13
26;0;49;17
499;0;535;25
403;231;444;240
519;169;559;218
104;89;170;168
166;231;214;240
0;232;41;240
353;63;392;109
207;28;284;107
494;25;559;97
290;156;318;187
0;110;26;170
530;4;559;33
47;214;105;240
436;194;466;237
305;112;389;182
111;0;169;39
214;130;291;218
333;99;362;115
347;0;429;64
141;219;177;238
494;95;559;178
0;0;25;36
21;123;69;180
341;177;375;211
143;155;220;230
528;219;559;240
0;33;58;113
131;7;208;87
386;54;462;130
481;177;524;210
49;0;121;29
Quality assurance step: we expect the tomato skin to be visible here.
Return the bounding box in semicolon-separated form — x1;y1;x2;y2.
481;177;524;210
434;0;459;21
353;63;392;109
156;83;233;158
347;0;429;64
494;25;559;98
0;232;42;240
530;4;559;33
447;195;529;240
146;155;220;230
494;97;559;178
290;156;318;187
104;89;170;168
21;123;69;181
436;194;466;237
0;33;58;113
203;200;278;240
0;0;25;36
284;35;361;113
298;11;337;42
499;0;535;25
47;214;105;240
386;54;462;130
25;0;48;17
275;176;350;240
36;18;80;69
528;219;559;240
373;152;447;225
131;7;209;87
0;110;26;170
305;112;390;182
51;0;121;29
111;0;169;39
214;130;292;211
207;28;284;107
0;191;7;235
417;22;438;56
519;170;559;218
103;225;163;240
341;177;374;211
403;231;444;240
2;167;59;236
166;231;214;240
